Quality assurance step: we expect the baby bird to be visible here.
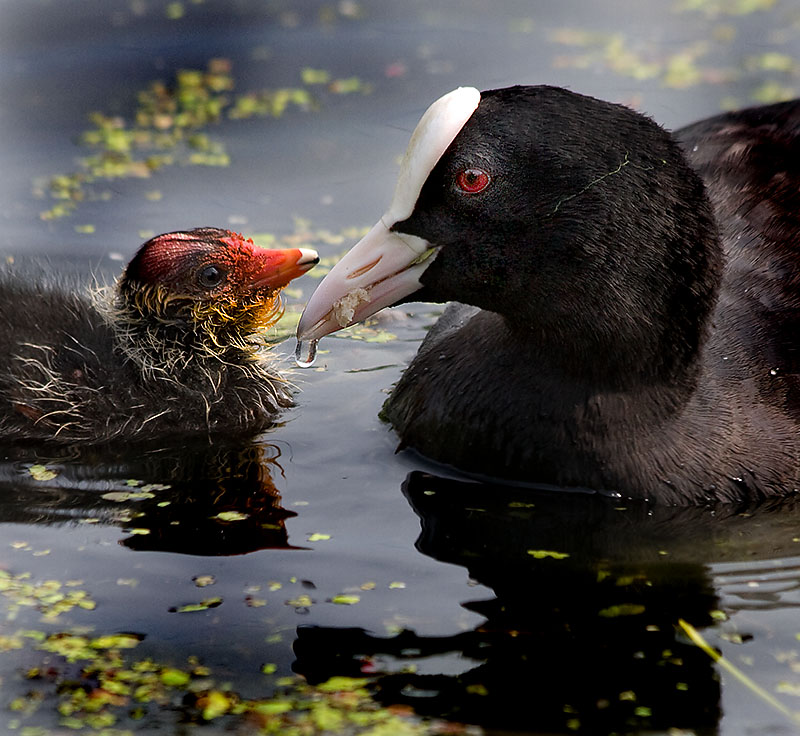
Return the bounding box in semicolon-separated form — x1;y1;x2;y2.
0;228;317;443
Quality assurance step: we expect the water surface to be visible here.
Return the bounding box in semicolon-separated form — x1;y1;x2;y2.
1;1;800;734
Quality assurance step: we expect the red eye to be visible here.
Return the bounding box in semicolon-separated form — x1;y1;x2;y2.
455;168;490;194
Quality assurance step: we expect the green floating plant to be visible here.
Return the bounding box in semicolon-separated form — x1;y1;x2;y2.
37;61;372;220
674;0;776;17
0;570;96;622
549;29;728;90
3;623;468;734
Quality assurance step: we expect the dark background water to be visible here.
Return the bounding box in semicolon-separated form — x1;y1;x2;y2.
1;1;800;734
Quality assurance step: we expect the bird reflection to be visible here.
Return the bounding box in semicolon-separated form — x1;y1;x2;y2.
0;438;299;556
294;472;800;734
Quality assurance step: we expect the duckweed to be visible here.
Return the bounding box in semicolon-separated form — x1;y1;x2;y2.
38;61;372;219
597;604;647;618
549;30;720;89
331;594;361;605
675;0;776;16
169;598;223;613
27;465;59;482
527;549;570;560
101;491;156;502
2;632;447;736
213;511;250;521
0;571;96;622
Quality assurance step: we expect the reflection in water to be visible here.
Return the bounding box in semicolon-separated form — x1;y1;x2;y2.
715;558;800;612
0;438;300;556
294;472;800;735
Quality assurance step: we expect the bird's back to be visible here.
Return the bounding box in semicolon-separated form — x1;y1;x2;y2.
676;101;800;438
0;274;122;441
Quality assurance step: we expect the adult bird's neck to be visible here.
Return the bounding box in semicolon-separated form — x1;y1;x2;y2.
506;167;724;395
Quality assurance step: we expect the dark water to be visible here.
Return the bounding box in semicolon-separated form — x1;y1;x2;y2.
1;1;800;734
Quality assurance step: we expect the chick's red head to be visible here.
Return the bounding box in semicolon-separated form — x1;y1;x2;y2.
118;228;318;339
124;228;318;298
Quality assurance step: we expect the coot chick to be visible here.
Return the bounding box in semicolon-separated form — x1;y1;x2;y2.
2;228;318;443
297;86;800;504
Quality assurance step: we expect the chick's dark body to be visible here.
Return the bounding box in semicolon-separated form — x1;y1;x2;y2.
0;229;316;444
0;278;285;443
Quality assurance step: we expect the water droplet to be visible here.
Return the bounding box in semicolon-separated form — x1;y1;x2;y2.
295;339;318;368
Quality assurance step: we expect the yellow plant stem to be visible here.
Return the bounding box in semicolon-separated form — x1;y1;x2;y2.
678;618;800;726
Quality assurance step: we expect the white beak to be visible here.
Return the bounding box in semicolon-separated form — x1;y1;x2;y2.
296;86;481;342
295;219;435;341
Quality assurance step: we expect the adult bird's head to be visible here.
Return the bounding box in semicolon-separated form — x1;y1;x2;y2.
116;228;318;356
296;86;719;384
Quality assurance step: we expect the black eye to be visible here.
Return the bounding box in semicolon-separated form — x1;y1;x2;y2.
198;265;226;289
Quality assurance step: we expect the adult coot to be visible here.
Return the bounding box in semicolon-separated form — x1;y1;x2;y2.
2;228;317;443
297;86;800;504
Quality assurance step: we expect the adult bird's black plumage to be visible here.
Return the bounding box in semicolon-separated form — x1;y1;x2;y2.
0;228;317;443
298;86;800;504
